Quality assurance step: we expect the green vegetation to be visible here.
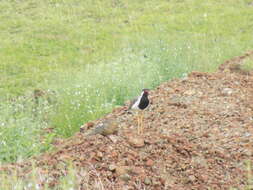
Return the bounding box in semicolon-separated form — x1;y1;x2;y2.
0;0;253;163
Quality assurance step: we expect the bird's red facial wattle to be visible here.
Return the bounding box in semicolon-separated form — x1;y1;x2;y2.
143;89;150;95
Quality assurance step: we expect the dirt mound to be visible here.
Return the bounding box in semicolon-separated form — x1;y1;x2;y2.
2;51;253;190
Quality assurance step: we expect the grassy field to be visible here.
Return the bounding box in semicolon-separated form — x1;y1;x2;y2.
0;0;253;163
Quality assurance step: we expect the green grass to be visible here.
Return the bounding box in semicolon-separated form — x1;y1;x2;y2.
0;96;55;162
0;0;253;163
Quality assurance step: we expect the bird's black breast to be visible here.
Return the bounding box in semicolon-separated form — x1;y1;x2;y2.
138;96;149;110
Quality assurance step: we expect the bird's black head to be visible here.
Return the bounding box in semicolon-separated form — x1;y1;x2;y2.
142;89;150;96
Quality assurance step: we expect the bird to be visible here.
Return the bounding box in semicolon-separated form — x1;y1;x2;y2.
85;120;118;136
128;89;150;134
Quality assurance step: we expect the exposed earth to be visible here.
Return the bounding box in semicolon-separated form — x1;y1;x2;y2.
1;51;253;190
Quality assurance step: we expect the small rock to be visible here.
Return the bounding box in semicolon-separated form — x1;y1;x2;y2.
119;174;131;182
189;175;196;182
116;166;131;176
221;88;233;96
111;151;118;158
144;177;152;185
128;136;145;148
244;132;252;137
108;164;116;171
158;108;165;114
145;159;154;167
96;151;103;158
131;167;144;175
159;178;166;185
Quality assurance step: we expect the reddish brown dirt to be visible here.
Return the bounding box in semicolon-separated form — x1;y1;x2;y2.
1;51;253;190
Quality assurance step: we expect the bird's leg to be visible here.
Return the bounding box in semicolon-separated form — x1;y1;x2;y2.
137;111;141;135
140;111;144;134
134;112;138;134
139;111;142;134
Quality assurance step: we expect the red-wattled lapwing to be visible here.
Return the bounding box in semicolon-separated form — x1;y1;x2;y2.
128;89;150;134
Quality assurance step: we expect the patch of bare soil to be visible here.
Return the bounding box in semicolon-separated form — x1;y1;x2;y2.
2;51;253;190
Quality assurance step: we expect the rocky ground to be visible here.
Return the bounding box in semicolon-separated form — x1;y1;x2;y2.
1;51;253;190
